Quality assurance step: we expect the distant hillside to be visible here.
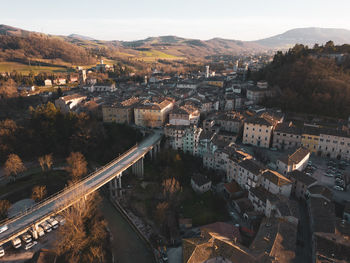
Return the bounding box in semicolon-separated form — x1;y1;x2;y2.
0;25;96;66
67;34;95;41
254;27;350;49
1;24;350;73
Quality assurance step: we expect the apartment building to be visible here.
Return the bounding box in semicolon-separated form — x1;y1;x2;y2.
235;159;265;191
276;147;310;175
288;170;317;199
102;97;139;124
182;126;202;156
246;86;274;104
216;111;245;133
169;105;200;126
272;122;302;150
248;186;279;217
318;129;350;160
164;124;186;150
261;170;292;197
226;150;253;183
301;125;320;154
134;98;174;127
243;115;275;148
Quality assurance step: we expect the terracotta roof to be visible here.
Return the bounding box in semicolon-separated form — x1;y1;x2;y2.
262;170;292;186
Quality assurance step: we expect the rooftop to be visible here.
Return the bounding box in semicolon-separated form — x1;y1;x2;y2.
262;170;292;187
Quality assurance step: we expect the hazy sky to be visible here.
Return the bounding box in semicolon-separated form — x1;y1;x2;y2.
2;0;350;41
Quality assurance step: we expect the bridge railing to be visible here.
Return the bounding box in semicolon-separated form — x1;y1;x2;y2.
0;142;140;227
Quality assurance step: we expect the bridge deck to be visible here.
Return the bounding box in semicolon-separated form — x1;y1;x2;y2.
0;132;162;244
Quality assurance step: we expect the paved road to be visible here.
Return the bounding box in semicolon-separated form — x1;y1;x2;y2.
0;132;162;245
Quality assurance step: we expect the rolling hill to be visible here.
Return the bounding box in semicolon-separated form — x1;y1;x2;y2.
254;27;350;49
0;24;350;73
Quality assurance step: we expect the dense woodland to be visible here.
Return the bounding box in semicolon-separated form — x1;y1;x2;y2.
0;35;96;65
0;102;142;164
253;42;350;118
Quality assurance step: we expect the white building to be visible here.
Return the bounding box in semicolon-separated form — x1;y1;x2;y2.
54;94;87;113
276;147;310;175
261;170;292;197
191;174;212;194
318;129;350;161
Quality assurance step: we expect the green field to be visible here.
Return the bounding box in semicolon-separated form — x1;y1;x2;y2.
0;61;73;74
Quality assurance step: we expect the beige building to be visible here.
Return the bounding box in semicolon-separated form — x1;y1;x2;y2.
169;105;200;126
102;97;139;124
134;98;174;127
272;122;302;150
261;170;292;197
318;129;350;160
243;116;275;148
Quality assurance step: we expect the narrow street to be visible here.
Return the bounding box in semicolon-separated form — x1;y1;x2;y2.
100;198;154;263
295;200;312;263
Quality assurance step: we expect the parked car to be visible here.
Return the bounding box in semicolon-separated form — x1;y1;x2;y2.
11;237;21;249
47;218;59;229
40;222;52;233
55;215;66;225
21;233;32;244
24;241;37;250
325;173;334;177
0;225;8;234
0;246;4;257
334;185;344;191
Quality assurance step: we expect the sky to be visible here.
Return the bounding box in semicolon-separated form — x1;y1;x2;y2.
2;0;350;41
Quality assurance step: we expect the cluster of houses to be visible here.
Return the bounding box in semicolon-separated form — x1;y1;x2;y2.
48;65;350;262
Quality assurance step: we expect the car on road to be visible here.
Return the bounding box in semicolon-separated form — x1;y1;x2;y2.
0;246;4;257
0;225;8;234
334;185;344;191
40;222;52;233
24;241;37;250
325;173;334;177
21;233;32;244
47;218;59;229
11;237;21;249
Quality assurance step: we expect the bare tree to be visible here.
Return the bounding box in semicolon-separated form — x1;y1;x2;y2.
32;185;47;202
39;154;53;179
38;156;45;173
55;192;106;262
45;154;53;171
4;154;26;181
0;79;18;99
162;177;181;202
0;200;11;220
66;152;87;183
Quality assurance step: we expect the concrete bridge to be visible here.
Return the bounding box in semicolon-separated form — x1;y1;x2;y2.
0;132;162;246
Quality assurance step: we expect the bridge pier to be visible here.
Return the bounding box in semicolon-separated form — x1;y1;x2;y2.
149;141;161;160
132;157;144;178
109;173;123;199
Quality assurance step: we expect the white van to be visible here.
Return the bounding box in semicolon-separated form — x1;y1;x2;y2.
40;222;52;233
47;218;59;229
11;237;21;249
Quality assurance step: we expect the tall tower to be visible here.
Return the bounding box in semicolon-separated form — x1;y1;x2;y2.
205;65;210;78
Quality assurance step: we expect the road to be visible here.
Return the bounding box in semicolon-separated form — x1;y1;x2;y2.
0;132;162;245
